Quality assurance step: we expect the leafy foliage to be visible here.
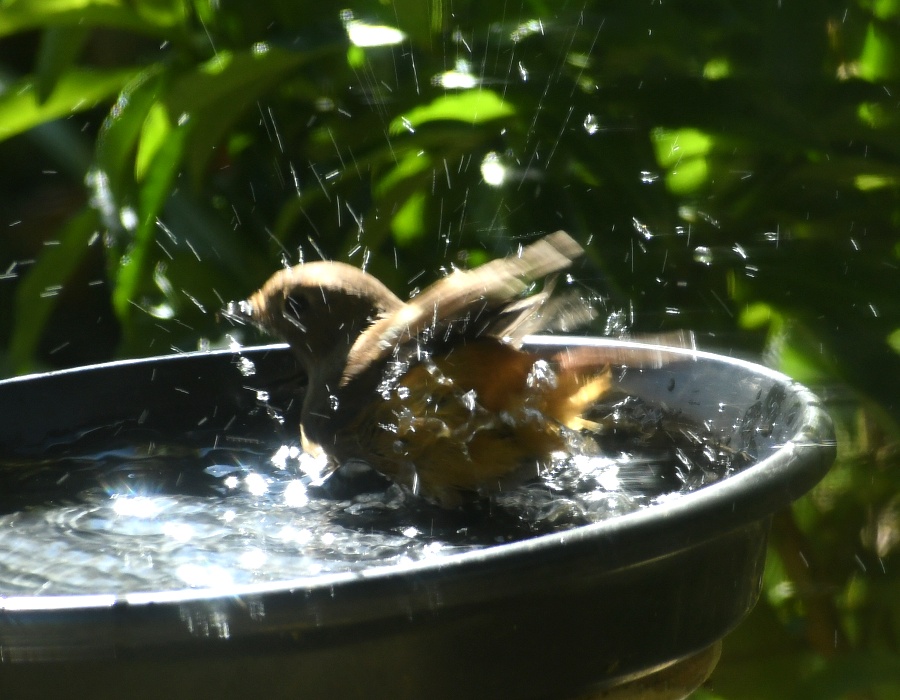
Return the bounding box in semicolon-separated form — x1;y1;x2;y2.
0;1;899;697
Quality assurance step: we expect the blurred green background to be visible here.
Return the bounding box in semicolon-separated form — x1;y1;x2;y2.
0;1;898;697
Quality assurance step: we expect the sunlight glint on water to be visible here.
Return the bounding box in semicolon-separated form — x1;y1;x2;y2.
0;393;746;598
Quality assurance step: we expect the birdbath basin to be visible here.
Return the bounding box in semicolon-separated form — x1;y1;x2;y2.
0;337;835;699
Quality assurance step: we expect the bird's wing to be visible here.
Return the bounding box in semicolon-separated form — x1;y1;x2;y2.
341;231;584;385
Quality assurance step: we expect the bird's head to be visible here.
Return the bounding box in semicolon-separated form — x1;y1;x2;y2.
225;261;403;374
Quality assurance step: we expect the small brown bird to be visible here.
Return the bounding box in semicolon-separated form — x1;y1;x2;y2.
227;232;615;506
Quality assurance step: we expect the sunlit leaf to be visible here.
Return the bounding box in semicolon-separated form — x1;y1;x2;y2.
857;101;897;130
0;0;187;37
665;158;709;195
854;173;900;191
888;328;900;354
391;191;426;245
738;301;775;330
650;127;716;194
703;57;732;80
343;17;406;48
346;45;366;69
651;127;714;168
0;67;138;142
135;102;173;182
374;149;432;198
390;90;516;134
872;0;900;20
858;22;900;82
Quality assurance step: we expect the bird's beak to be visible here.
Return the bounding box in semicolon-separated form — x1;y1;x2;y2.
220;298;256;326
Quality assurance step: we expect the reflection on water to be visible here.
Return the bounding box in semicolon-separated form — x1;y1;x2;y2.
0;393;748;597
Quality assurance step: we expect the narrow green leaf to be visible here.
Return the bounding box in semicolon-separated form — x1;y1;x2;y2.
888;328;900;354
651;127;714;168
0;0;184;37
35;25;89;103
8;207;100;373
161;44;336;183
0;66;138;142
390;90;516;134
391;191;427;245
111;122;188;319
872;0;900;20
374;149;432;198
858;22;900;82
94;66;165;210
135;101;173;182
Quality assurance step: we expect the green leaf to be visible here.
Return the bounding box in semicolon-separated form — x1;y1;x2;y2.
7;207;100;373
35;25;89;103
739;301;777;331
0;0;186;37
858;22;900;82
391;191;427;245
650;127;716;194
888;328;900;354
135;101;173;182
872;0;900;20
390;90;516;134
161;44;337;183
373;149;432;198
0;66;139;142
94;66;165;209
651;128;715;166
111;120;189;320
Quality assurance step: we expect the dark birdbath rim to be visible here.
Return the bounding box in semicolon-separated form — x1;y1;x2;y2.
0;337;836;699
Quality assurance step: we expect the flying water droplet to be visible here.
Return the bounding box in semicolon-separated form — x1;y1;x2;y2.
119;207;138;231
236;357;256;377
693;246;713;265
480;151;507;186
527;360;558;389
604;310;628;336
583;113;599;135
518;61;529;81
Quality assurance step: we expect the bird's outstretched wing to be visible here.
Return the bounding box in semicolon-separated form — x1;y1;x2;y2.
341;231;584;385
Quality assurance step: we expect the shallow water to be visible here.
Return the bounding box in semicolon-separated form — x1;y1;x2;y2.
0;393;748;597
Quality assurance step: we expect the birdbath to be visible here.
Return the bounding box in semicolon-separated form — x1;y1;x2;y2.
0;337;835;700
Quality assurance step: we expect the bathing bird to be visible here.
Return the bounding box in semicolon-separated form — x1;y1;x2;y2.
226;231;618;506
